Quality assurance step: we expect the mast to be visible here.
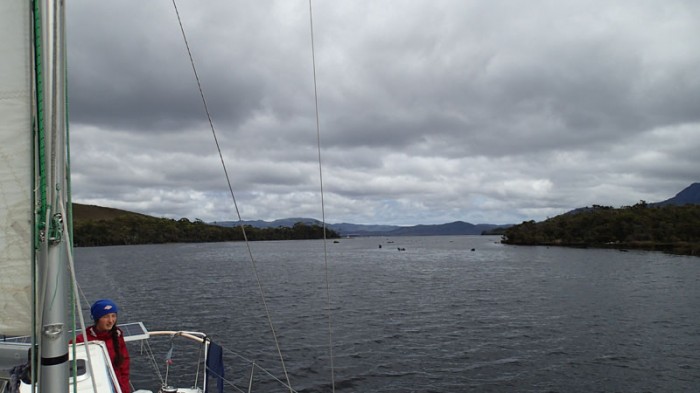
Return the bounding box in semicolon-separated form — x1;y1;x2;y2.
36;0;70;392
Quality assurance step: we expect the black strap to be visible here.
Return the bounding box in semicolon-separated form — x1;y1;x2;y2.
41;352;68;366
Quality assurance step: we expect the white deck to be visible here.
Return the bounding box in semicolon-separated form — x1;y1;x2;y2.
19;341;121;393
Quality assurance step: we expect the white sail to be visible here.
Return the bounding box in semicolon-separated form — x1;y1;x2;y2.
0;1;34;336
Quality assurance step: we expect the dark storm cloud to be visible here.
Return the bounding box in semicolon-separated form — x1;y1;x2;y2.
67;0;700;225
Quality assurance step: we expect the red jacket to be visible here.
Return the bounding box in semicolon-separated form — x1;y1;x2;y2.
75;326;130;393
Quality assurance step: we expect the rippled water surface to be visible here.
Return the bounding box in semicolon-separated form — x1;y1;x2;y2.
75;236;700;392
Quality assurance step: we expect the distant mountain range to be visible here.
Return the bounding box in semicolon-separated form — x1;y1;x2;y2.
213;218;508;237
214;182;700;236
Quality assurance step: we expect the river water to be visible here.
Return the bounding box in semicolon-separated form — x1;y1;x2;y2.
74;236;700;392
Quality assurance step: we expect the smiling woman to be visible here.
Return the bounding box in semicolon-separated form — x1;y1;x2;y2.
74;299;131;393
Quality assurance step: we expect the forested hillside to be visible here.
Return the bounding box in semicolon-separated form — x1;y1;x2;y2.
72;204;338;247
502;202;700;256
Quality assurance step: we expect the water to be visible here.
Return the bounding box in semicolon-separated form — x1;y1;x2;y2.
74;236;700;392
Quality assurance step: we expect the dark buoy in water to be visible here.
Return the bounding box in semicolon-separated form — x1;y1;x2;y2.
471;248;475;251
378;244;382;249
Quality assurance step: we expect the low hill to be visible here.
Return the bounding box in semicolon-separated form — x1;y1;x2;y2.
502;183;700;256
73;203;149;222
502;203;700;256
379;221;502;236
71;204;337;246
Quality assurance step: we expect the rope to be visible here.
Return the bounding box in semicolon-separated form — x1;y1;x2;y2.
169;1;293;391
61;200;100;393
308;2;336;391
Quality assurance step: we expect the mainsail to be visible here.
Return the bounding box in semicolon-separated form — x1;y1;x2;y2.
0;1;34;336
1;1;73;392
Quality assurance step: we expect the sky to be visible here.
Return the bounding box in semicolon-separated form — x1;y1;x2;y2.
65;0;700;226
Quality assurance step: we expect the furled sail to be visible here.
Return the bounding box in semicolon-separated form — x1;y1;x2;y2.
0;1;34;336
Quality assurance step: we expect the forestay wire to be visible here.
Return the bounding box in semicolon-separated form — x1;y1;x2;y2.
308;1;337;391
170;0;292;391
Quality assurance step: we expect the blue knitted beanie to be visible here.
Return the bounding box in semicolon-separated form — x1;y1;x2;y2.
91;299;119;321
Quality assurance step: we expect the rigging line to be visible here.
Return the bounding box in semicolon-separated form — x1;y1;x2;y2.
142;340;166;385
218;344;300;392
169;1;293;391
308;1;336;392
60;199;99;393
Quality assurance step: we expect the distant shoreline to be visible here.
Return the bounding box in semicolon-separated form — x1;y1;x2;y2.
502;239;700;257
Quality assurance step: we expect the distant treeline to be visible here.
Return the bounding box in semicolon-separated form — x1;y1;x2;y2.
73;215;339;247
502;202;700;256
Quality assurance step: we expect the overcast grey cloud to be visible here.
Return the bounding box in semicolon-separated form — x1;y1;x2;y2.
66;0;700;226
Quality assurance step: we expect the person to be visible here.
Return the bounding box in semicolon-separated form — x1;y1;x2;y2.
75;299;130;393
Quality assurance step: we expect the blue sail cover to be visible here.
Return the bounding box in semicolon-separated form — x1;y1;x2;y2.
205;341;224;393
